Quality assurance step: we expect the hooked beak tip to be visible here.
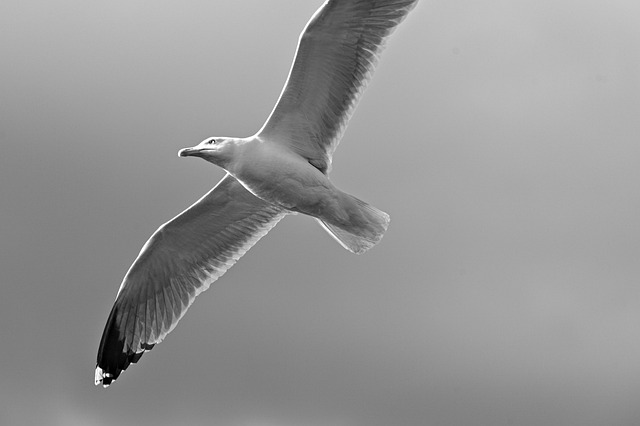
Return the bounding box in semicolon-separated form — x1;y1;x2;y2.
178;148;193;157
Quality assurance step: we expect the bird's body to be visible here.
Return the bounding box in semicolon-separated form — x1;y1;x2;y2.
183;135;388;243
223;136;334;214
96;0;418;387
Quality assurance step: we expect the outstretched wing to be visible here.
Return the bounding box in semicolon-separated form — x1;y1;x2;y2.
96;174;287;387
257;0;419;173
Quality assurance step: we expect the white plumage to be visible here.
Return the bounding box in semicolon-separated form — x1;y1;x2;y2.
96;0;418;387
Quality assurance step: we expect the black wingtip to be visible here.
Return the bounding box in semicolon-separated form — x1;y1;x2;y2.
95;304;154;387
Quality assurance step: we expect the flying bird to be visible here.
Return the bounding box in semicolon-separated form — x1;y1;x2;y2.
96;0;418;387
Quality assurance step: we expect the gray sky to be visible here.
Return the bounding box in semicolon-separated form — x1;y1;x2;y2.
2;1;640;425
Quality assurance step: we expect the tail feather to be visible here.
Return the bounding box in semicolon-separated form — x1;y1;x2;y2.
318;195;390;254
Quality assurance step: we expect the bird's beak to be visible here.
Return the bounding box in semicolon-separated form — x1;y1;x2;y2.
178;146;204;157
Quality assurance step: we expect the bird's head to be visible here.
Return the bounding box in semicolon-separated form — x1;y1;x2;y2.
178;137;237;169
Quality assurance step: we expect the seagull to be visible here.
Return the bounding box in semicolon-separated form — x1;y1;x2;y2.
96;0;418;387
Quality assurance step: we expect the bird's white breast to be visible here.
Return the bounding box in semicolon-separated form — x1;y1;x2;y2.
230;138;337;214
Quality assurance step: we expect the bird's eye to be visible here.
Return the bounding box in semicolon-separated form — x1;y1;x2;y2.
208;138;216;144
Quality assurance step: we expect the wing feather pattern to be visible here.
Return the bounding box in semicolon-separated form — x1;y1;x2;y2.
95;174;287;386
258;0;419;173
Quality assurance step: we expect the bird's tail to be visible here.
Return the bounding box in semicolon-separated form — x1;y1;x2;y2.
317;193;390;255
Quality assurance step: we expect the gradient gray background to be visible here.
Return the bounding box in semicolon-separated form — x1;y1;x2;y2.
2;1;640;425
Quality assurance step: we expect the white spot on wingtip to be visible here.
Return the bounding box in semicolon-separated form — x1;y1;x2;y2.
94;367;102;386
95;366;112;387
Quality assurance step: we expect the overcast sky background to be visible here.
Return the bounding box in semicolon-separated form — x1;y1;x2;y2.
2;0;640;425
